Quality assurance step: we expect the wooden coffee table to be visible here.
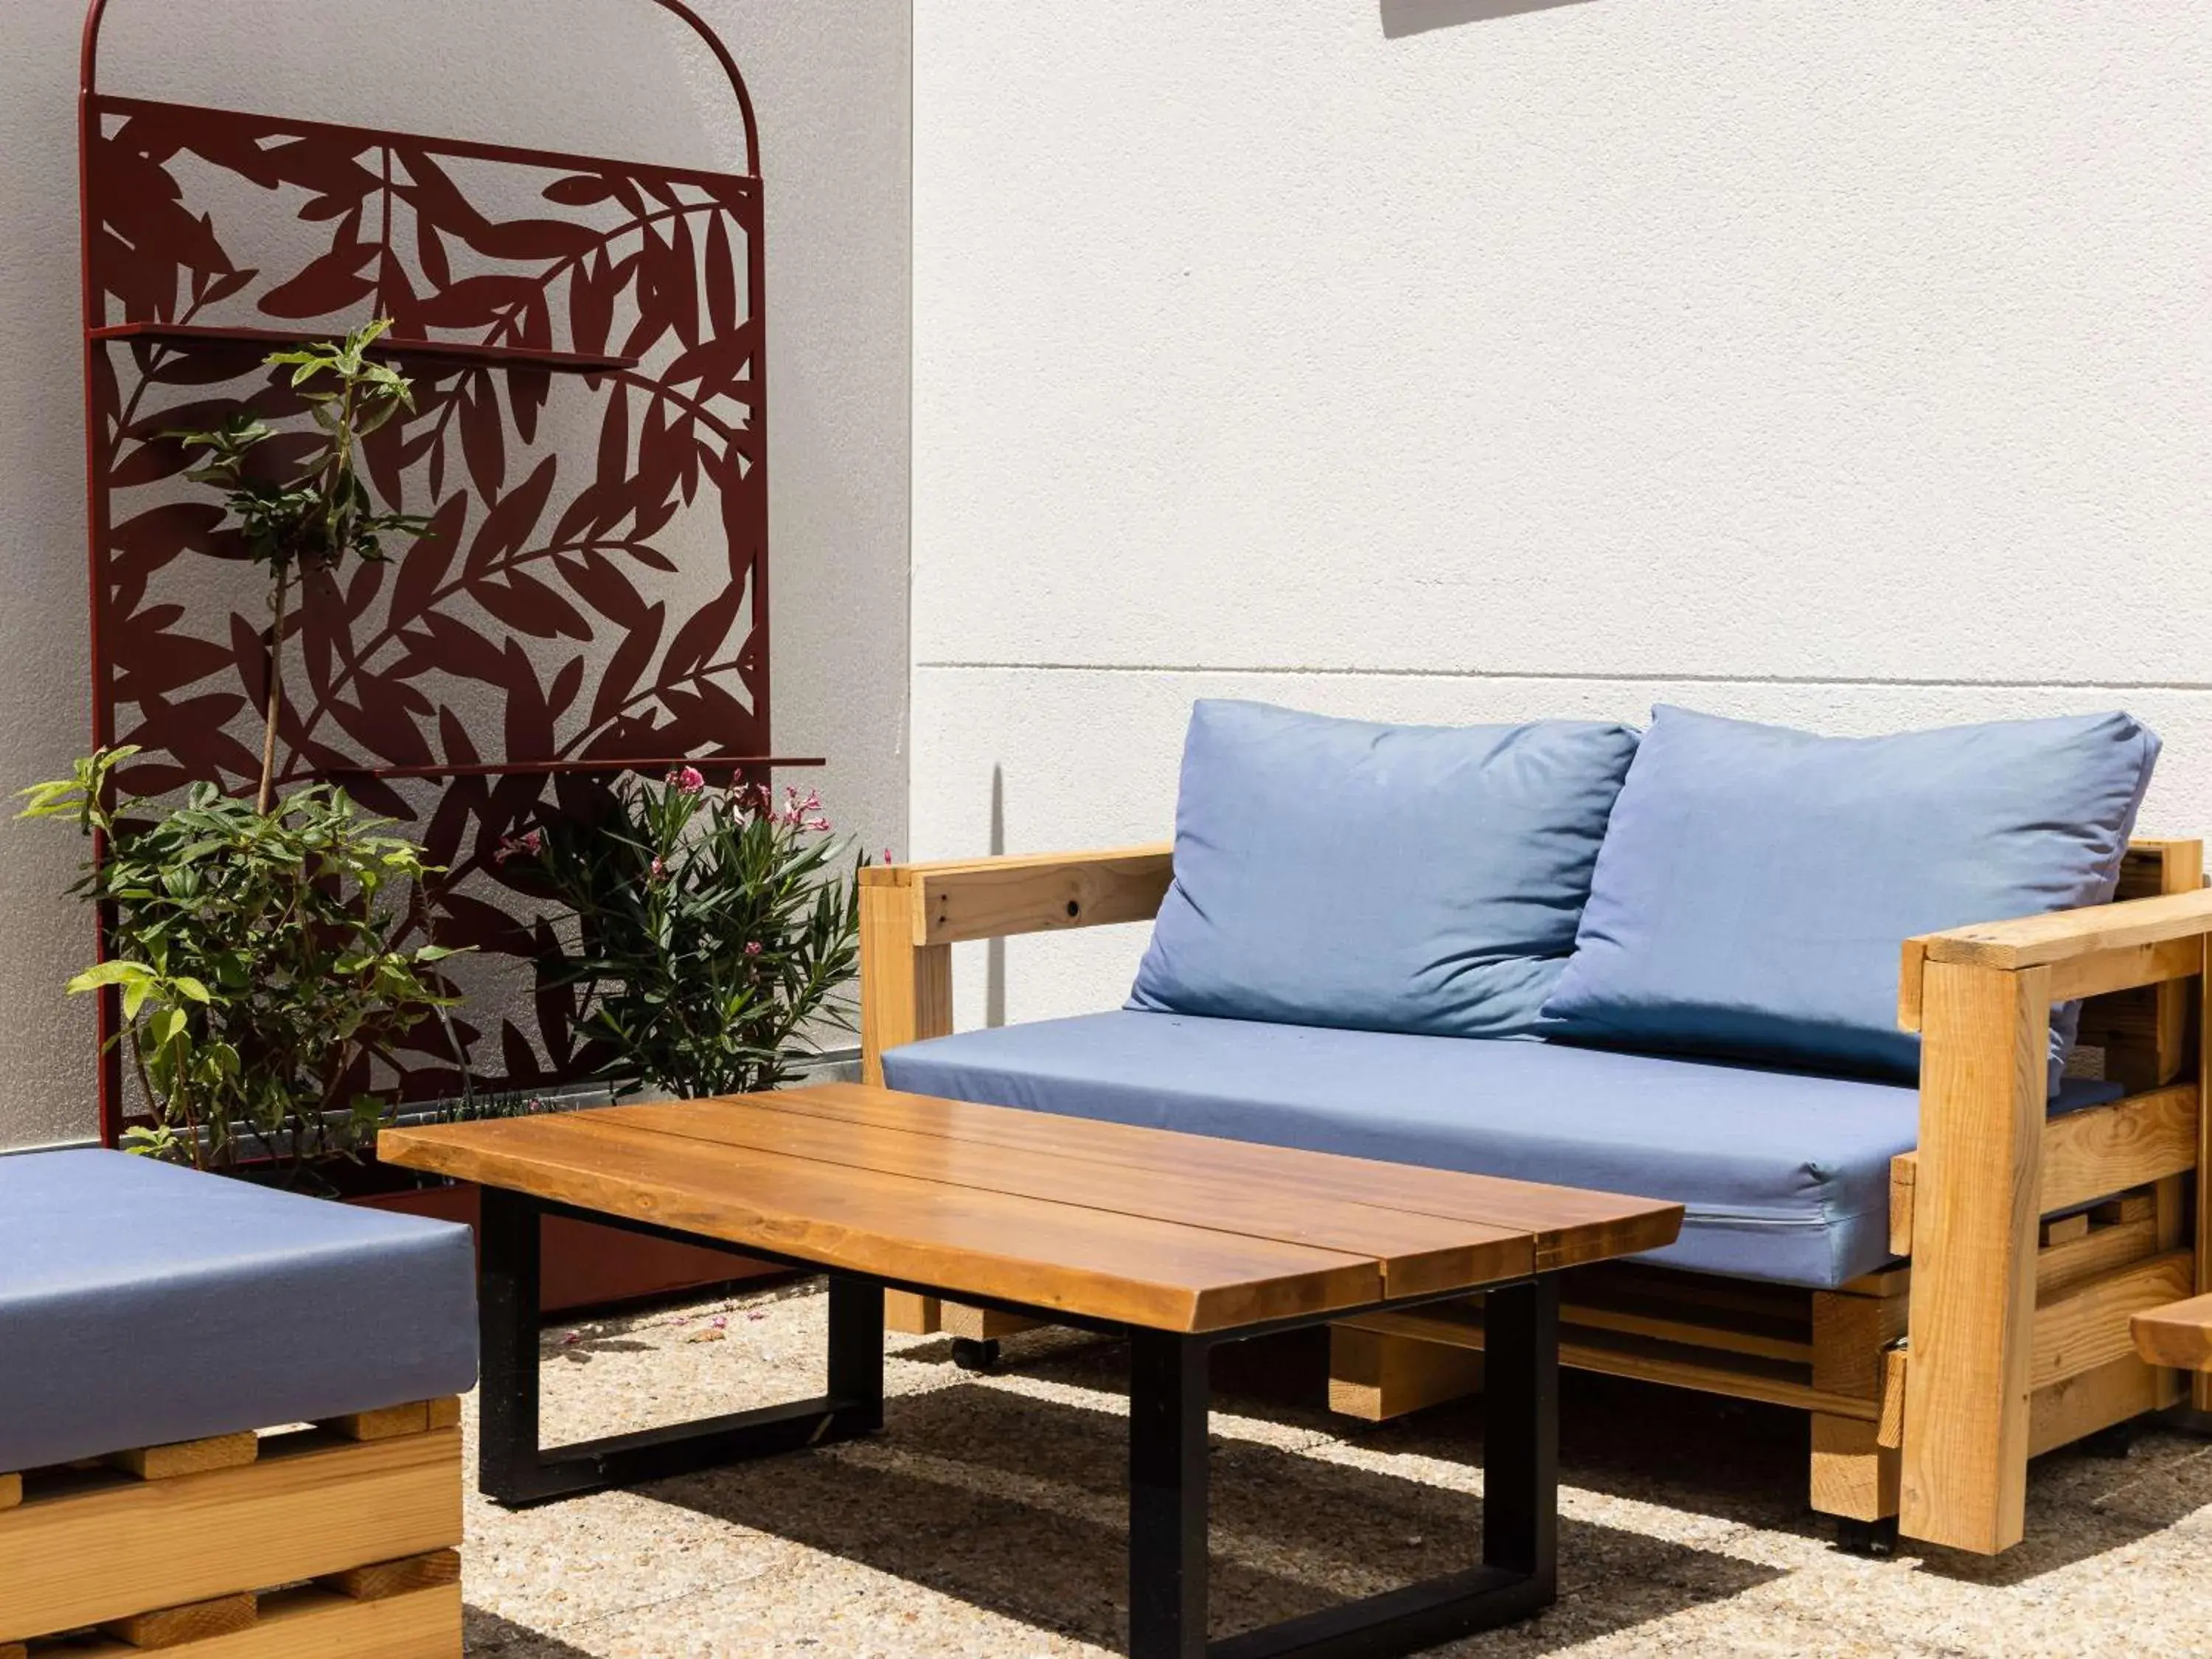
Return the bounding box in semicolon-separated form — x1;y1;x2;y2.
380;1083;1680;1658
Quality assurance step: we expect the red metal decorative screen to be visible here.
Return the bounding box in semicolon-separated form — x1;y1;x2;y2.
77;0;809;1141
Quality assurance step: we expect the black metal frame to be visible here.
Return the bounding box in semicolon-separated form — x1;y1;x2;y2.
476;1187;1562;1658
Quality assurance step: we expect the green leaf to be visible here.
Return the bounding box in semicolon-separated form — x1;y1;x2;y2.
66;960;152;993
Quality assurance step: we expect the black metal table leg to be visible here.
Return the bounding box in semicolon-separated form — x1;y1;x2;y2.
1480;1276;1559;1590
476;1186;885;1507
1130;1277;1562;1659
1130;1330;1211;1659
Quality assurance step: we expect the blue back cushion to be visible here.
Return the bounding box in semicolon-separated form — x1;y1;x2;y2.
1128;700;1641;1038
1540;706;2160;1082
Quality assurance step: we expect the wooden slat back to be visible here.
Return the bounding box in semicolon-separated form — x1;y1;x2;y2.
2079;840;2204;1090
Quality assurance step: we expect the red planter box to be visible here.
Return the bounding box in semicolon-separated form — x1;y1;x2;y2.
358;1183;778;1315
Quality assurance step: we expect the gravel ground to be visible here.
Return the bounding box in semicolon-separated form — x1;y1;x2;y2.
459;1280;2212;1658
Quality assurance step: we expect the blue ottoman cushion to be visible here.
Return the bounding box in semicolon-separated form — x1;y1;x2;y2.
0;1150;477;1472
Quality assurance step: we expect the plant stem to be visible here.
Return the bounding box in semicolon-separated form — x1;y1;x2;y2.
257;557;292;815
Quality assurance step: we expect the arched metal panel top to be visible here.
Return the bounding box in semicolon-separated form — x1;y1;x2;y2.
81;0;759;175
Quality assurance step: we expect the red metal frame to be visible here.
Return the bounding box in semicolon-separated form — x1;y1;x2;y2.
77;1;782;1142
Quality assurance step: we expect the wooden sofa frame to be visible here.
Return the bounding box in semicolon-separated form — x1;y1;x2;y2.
858;837;2212;1557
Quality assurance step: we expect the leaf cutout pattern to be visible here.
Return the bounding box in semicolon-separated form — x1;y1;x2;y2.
85;94;769;1103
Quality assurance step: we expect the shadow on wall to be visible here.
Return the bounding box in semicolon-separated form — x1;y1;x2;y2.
1380;0;1597;35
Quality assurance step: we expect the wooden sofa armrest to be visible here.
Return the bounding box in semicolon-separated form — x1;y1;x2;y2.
858;844;1172;1082
860;843;1173;947
1899;887;2212;1031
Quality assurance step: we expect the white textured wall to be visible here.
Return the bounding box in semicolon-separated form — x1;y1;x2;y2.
0;0;910;1148
913;1;2212;1031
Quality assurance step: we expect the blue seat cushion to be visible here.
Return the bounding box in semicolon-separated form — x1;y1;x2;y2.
1541;706;2159;1087
1129;700;1641;1040
0;1151;477;1472
883;1012;2121;1290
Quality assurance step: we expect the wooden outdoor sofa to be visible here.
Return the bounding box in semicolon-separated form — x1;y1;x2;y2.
859;835;2212;1558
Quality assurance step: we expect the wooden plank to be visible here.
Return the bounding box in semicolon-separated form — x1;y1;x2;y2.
1877;1348;1908;1450
2028;1354;2183;1458
0;1475;18;1512
60;1583;460;1659
382;1115;1386;1333
857;872;951;1086
913;844;1173;945
885;1289;942;1335
2040;1212;2089;1247
1919;887;2212;972
941;1302;1040;1342
2037;1214;2160;1301
607;1098;1534;1298
2199;936;2211;1414
425;1398;461;1433
1581;1260;1814;1321
108;1433;258;1481
1338;1305;1882;1422
2045;936;2203;1002
1328;1326;1484;1422
2153;844;2201;1086
2045;1085;2199;1214
1888;1083;2199;1256
102;1592;257;1649
2129;1291;2212;1371
1559;1276;1811;1366
0;1428;460;1645
2091;1191;2156;1225
319;1403;430;1443
1899;960;2048;1556
1838;1265;1912;1298
1812;1289;1908;1399
2077;841;2197;1088
1898;937;1928;1034
884;1293;1035;1342
750;1083;1682;1270
319;1548;462;1602
2029;1249;2194;1390
1812;1413;1898;1521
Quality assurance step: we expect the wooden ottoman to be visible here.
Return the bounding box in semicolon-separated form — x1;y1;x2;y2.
0;1152;476;1656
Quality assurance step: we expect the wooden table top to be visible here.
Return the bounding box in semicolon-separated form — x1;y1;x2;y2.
378;1083;1682;1335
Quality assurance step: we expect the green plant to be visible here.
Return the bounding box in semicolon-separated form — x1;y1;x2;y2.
167;318;431;811
21;748;463;1180
528;769;863;1099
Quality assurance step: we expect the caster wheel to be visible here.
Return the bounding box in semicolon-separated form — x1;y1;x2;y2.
1833;1516;1899;1559
951;1338;1001;1373
2077;1422;2138;1460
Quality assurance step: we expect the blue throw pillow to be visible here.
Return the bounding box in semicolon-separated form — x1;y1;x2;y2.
1127;700;1641;1038
1540;706;2160;1085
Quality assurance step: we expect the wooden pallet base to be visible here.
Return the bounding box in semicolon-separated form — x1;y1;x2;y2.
20;1582;461;1658
0;1403;462;1652
1326;1228;2191;1529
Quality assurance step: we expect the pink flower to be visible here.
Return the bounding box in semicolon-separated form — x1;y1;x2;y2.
882;847;896;865
649;855;666;882
493;828;543;866
667;765;706;796
807;816;832;833
743;940;762;956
